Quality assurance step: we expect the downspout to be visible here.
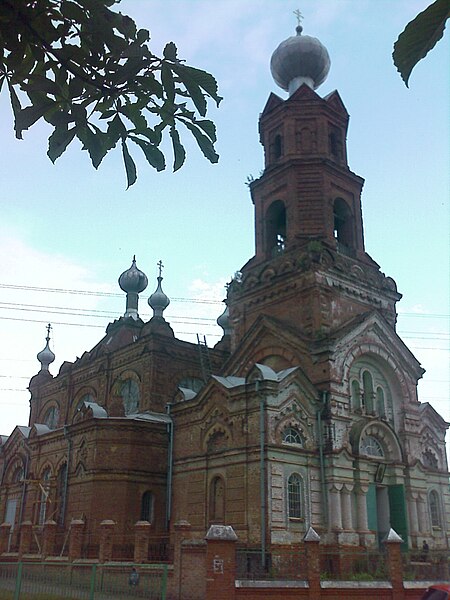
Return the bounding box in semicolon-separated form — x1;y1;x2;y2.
62;426;71;525
317;391;328;528
165;403;173;531
257;380;266;568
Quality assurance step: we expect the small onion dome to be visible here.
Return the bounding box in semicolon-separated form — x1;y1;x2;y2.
217;303;231;336
118;256;148;320
148;276;170;318
118;256;148;295
37;324;55;372
270;25;330;94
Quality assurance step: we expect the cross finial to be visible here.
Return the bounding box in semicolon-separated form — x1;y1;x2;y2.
293;9;303;26
46;323;52;341
157;259;164;278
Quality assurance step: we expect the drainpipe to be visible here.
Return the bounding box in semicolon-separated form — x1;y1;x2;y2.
257;381;266;568
317;391;328;529
165;403;173;531
62;426;71;525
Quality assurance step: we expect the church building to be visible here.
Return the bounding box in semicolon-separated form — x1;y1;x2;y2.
0;23;448;561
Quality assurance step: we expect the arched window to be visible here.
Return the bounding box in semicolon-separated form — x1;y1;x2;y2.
12;466;24;483
376;387;386;418
287;473;304;519
44;405;59;429
333;198;354;250
56;464;67;525
429;490;441;528
140;491;154;522
362;371;374;414
120;379;140;415
38;468;51;525
282;427;304;446
265;200;286;257
75;393;95;413
360;436;384;458
351;380;361;411
209;476;225;523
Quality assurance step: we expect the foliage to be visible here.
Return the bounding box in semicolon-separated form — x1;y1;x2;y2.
0;0;222;187
393;0;450;87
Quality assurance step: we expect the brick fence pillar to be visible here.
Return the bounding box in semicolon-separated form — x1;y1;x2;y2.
383;528;405;600
68;519;84;561
171;520;192;600
99;519;115;563
205;524;237;600
18;521;33;557
42;519;57;557
0;523;12;554
134;520;151;563
304;526;321;599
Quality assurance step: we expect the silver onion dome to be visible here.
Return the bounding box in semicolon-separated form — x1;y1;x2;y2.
118;256;148;319
270;24;330;95
148;260;170;318
217;303;231;336
37;324;56;372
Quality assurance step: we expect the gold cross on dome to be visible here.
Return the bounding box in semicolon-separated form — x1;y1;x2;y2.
293;9;303;26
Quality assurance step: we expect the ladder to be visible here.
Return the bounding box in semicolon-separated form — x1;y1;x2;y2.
197;334;212;383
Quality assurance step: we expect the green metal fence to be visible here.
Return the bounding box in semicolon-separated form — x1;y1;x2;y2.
0;562;168;600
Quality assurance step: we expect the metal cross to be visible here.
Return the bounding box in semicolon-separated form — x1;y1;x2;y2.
46;323;52;341
157;260;164;277
293;9;303;26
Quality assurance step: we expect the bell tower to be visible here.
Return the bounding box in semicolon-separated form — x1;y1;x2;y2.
227;24;401;349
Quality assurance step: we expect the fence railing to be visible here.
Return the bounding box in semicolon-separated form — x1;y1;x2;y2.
403;549;450;582
320;548;388;581
236;546;308;580
0;561;168;600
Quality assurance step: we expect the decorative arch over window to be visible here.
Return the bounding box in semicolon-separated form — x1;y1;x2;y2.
75;392;96;414
429;490;441;528
333;197;354;249
12;465;24;483
282;427;304;446
206;430;228;453
44;405;59;429
348;357;395;422
140;491;154;522
265;200;286;257
209;476;225;523
287;473;304;519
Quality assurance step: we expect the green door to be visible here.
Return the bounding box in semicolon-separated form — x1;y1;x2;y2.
388;484;409;550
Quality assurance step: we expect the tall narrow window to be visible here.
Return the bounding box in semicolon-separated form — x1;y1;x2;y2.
333;198;354;250
209;476;225;523
56;464;67;525
287;473;304;519
376;387;386;418
351;380;361;411
265;200;287;258
38;469;51;525
140;491;154;522
362;371;374;414
120;379;140;415
429;490;441;528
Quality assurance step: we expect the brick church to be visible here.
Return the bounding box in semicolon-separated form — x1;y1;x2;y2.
1;23;449;560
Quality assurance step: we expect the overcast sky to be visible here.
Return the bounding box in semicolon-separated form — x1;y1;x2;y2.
0;1;448;454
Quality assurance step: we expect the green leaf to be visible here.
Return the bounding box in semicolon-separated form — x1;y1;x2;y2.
48;125;77;162
7;82;23;138
121;139;137;188
175;65;222;106
77;126;108;168
120;103;148;132
196;119;217;143
171;64;206;116
169;126;185;172
161;64;175;103
130;136;165;171
23;74;61;96
15;100;54;137
393;0;450;87
163;42;177;61
182;120;219;164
